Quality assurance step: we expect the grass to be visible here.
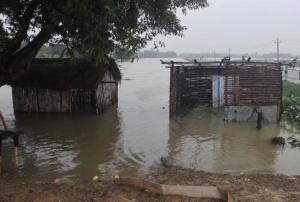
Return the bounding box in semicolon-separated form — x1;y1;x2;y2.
283;81;300;99
283;81;300;108
281;81;300;142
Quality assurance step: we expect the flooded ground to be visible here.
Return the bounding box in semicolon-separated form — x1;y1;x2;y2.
1;58;300;182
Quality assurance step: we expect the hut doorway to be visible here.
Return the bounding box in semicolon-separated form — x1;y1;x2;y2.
212;75;224;108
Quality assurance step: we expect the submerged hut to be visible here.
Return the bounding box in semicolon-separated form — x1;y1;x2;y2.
162;59;282;123
9;58;121;114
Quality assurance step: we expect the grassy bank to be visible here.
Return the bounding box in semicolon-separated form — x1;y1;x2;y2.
282;81;300;146
283;81;300;109
282;81;300;117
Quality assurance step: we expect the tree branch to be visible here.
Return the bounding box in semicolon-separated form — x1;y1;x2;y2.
4;0;41;58
4;24;54;82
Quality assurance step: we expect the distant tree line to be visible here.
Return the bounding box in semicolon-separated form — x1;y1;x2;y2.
36;45;67;58
36;45;137;61
36;46;299;60
137;50;299;59
137;50;177;58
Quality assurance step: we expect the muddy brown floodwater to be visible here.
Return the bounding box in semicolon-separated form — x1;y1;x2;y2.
0;58;300;182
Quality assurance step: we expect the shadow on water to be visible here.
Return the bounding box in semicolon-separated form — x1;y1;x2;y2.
3;107;124;180
2;105;149;181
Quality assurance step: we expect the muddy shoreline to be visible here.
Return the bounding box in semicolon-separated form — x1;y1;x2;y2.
1;167;299;202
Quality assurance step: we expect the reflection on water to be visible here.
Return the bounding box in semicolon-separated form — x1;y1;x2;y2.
168;109;279;173
14;109;122;180
1;58;300;181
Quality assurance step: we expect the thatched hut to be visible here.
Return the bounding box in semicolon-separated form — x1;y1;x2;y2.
9;58;121;114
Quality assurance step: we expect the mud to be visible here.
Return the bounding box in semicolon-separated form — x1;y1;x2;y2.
1;167;299;202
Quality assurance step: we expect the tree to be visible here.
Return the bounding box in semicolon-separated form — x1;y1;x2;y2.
0;0;208;86
112;48;137;62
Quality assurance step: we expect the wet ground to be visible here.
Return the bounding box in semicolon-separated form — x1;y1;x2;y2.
1;167;300;202
0;58;300;182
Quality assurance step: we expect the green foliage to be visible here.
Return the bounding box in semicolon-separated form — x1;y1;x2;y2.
283;81;300;99
282;81;300;108
281;82;300;144
1;0;208;62
288;137;300;148
112;48;137;61
36;45;66;58
282;81;300;122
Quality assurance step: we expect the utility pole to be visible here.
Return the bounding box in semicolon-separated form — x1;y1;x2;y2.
275;38;281;62
228;48;231;58
275;38;287;80
213;51;216;61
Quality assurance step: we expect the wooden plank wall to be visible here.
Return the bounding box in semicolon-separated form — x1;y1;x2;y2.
94;71;118;114
12;71;118;114
12;86;116;114
71;89;94;112
12;87;72;112
170;66;220;113
223;66;282;106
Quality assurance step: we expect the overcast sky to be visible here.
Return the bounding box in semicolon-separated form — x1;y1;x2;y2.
149;0;300;54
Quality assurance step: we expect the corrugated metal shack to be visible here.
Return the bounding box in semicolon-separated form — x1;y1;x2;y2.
162;59;282;123
9;58;121;114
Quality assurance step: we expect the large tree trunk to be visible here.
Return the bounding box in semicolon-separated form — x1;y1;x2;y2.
0;0;53;87
0;26;53;87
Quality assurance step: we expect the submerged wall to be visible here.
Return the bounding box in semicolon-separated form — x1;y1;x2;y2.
224;105;280;123
12;72;118;114
12;87;72;112
12;88;94;113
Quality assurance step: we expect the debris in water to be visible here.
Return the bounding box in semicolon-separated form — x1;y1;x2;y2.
271;137;286;146
256;110;264;130
92;175;101;182
113;175;120;180
288;137;300;148
288;177;296;182
160;157;173;168
190;136;214;144
53;178;61;183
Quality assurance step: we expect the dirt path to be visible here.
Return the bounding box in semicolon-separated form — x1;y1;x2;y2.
1;167;300;202
151;167;300;202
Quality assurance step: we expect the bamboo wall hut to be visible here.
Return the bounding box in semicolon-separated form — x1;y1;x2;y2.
162;59;282;123
9;58;121;114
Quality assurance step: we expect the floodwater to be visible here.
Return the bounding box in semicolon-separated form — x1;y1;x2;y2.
1;58;300;181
